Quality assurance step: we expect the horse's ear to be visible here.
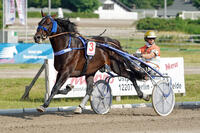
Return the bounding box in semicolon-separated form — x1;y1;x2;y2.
41;10;46;17
51;14;57;19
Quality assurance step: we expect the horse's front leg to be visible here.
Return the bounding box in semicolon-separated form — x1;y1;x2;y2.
37;70;70;112
74;75;94;114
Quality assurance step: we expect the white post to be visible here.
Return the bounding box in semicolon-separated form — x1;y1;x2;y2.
2;0;5;43
116;96;121;102
48;0;51;15
182;11;184;19
155;10;158;18
164;0;167;18
192;12;194;20
44;59;50;101
25;0;28;43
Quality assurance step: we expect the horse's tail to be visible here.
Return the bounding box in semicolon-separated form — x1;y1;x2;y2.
98;29;107;37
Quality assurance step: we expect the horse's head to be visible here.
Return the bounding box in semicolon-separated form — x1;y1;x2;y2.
34;11;57;43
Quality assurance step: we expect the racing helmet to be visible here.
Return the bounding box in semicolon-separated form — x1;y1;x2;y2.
144;30;157;41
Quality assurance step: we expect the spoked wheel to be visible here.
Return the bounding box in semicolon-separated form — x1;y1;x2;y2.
152;80;175;116
90;80;112;114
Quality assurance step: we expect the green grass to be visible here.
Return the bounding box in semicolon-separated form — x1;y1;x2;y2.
0;63;42;69
176;74;200;102
0;74;199;109
0;78;81;109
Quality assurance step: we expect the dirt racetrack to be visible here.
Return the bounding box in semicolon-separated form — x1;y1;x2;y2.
0;106;200;133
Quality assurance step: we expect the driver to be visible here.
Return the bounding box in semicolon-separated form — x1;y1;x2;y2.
134;30;160;76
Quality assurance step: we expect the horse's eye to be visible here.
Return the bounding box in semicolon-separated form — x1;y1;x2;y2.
46;19;52;25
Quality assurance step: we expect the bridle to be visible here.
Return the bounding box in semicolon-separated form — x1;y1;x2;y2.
37;15;58;38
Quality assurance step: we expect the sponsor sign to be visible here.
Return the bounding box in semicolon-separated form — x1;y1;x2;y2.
5;0;16;25
160;58;185;94
0;43;53;64
4;0;27;25
46;57;185;98
16;0;27;25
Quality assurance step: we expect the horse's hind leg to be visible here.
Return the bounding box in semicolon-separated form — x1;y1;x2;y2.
74;75;94;114
129;77;150;101
111;61;150;101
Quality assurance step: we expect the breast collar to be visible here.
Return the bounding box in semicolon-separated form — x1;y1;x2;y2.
54;36;87;56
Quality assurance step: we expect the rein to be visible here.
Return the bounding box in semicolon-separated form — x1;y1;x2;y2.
48;32;78;38
48;31;121;49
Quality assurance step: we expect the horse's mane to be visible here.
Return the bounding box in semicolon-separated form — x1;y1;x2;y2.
55;18;123;49
55;18;78;33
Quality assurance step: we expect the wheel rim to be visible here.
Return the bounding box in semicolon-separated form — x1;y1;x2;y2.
91;80;112;114
152;80;175;116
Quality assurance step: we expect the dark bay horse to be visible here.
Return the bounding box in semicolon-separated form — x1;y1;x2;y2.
34;12;149;113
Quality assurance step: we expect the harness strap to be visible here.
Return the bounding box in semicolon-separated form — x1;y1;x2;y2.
54;48;72;56
54;36;72;56
78;36;89;59
51;19;57;33
68;35;72;48
78;36;87;46
53;35;90;75
54;36;87;56
77;36;91;75
80;58;90;76
37;25;48;31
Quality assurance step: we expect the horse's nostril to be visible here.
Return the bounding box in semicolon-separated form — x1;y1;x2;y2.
34;35;41;42
37;36;40;39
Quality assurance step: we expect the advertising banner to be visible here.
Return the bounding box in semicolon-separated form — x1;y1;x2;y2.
16;0;27;25
0;43;53;64
5;0;16;25
46;57;185;98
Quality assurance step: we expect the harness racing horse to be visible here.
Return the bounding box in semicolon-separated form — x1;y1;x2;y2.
34;12;150;113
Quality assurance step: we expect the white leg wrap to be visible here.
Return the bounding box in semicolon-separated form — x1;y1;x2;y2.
74;106;82;114
80;94;90;108
143;93;150;101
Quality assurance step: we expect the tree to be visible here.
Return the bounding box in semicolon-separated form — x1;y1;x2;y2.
61;0;101;12
192;0;200;9
0;1;2;10
28;0;61;8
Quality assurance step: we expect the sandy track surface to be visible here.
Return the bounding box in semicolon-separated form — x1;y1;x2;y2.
0;106;200;133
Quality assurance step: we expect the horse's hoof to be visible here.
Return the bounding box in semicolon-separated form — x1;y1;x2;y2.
143;94;150;101
37;106;46;113
74;106;82;114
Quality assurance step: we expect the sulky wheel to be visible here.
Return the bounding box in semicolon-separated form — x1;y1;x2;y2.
152;80;175;116
90;80;112;114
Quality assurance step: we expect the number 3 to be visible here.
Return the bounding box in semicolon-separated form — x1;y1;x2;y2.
89;42;94;51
